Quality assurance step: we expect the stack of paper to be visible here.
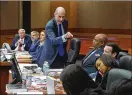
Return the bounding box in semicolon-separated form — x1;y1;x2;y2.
16;54;32;63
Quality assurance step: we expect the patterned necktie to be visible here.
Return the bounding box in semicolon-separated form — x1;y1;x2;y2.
58;24;64;56
18;39;23;51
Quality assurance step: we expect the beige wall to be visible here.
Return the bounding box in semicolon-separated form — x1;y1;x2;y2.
77;1;132;29
31;1;50;29
0;1;19;30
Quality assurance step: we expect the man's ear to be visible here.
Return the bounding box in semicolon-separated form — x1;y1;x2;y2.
101;41;104;46
112;52;117;58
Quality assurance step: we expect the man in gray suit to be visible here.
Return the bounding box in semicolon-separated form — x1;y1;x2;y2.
44;7;73;68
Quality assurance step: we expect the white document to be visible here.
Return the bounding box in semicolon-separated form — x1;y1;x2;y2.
49;69;63;72
46;76;55;94
15;92;43;95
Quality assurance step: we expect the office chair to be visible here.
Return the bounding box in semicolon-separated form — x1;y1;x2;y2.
15;34;31;38
67;38;81;65
119;55;132;71
106;68;132;91
117;51;128;59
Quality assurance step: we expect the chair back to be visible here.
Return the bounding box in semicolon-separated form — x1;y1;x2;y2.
15;34;31;38
106;68;132;91
119;55;132;71
117;51;128;59
67;38;81;64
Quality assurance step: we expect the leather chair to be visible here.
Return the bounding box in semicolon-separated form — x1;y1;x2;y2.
106;68;132;91
67;38;81;65
119;55;132;71
117;51;128;59
15;34;31;38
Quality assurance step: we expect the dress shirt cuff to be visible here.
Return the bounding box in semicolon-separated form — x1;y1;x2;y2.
23;44;25;48
15;42;19;47
62;34;67;42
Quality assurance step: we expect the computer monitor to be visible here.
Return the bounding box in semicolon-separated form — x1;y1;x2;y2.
2;43;12;53
0;49;7;62
10;54;22;84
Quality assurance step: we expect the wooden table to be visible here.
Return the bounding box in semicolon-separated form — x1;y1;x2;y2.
0;61;11;95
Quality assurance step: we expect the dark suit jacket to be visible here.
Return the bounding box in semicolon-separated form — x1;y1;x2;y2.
44;18;68;65
11;34;32;51
82;47;104;74
30;42;46;68
29;39;40;52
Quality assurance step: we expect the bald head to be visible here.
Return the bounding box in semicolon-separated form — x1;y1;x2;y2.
54;7;66;24
96;34;108;44
54;7;65;15
92;34;108;48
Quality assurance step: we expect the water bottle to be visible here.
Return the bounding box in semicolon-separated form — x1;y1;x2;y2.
26;76;32;87
26;71;32;87
43;61;49;76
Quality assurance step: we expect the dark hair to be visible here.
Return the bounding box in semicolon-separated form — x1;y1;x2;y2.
106;43;121;58
96;54;119;68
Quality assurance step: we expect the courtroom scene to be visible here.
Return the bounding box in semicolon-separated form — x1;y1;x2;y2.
0;1;132;95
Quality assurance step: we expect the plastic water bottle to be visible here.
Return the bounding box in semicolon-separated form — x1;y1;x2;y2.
26;76;32;87
26;71;32;87
43;61;49;76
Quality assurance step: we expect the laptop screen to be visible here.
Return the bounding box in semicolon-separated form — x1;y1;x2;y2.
10;54;22;84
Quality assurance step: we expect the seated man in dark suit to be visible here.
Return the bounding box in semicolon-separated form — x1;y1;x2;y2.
60;33;108;94
81;33;108;74
11;29;32;51
29;31;40;52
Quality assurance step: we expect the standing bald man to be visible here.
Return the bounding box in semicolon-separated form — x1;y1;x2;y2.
44;7;73;68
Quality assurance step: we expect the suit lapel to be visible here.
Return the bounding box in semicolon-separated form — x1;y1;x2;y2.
53;18;58;37
83;49;95;62
62;21;66;34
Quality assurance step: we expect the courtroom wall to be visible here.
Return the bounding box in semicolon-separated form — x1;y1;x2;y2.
77;1;132;29
0;1;131;30
0;1;19;30
31;1;50;29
